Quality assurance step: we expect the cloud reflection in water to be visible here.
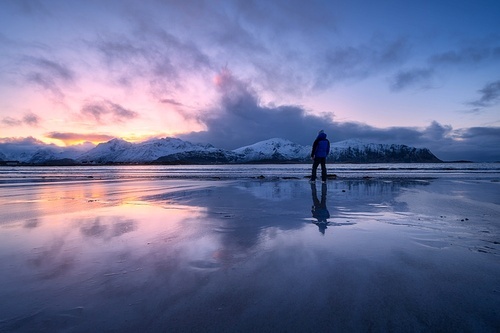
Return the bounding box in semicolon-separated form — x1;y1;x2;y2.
1;178;498;332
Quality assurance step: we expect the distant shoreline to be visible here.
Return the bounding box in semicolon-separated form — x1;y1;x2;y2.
0;160;476;167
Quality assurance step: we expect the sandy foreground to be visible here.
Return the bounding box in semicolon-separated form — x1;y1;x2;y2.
0;177;499;332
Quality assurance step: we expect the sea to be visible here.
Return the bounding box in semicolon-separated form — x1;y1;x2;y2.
1;163;500;184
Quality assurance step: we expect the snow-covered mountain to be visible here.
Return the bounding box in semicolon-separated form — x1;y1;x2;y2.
78;137;241;164
0;137;442;165
77;138;133;163
0;139;90;164
329;139;442;163
233;138;311;162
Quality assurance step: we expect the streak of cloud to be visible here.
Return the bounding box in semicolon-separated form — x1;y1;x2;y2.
22;56;75;100
160;99;184;106
1;112;40;127
315;38;410;89
429;45;500;65
390;68;435;91
468;80;500;108
46;132;114;145
392;41;500;92
80;100;139;124
25;72;64;99
28;57;74;81
1;117;22;127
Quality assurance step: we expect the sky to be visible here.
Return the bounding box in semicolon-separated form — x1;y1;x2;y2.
0;0;499;162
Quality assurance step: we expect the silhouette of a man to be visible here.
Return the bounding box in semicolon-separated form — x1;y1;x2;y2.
310;130;330;183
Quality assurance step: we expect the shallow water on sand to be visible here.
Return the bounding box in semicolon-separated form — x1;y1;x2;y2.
1;163;500;183
0;177;499;332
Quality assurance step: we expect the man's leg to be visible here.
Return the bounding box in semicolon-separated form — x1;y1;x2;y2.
320;158;327;181
311;158;320;181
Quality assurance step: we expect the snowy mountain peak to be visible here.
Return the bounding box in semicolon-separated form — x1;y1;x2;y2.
233;138;310;161
143;137;215;150
235;138;298;151
96;138;132;151
331;139;366;148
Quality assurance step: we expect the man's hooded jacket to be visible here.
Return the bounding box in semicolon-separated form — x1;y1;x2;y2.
311;132;330;158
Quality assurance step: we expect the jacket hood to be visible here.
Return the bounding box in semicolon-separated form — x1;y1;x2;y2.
317;132;327;139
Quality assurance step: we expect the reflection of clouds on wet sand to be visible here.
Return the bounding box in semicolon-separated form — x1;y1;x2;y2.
0;178;499;332
24;218;41;229
1;198;222;331
79;216;137;239
28;238;75;280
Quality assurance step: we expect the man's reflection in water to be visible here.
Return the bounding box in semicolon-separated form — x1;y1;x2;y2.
311;182;330;235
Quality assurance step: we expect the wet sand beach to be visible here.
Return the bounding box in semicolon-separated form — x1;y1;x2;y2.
0;171;499;332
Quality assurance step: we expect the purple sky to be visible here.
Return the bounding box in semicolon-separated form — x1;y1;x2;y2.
0;0;499;161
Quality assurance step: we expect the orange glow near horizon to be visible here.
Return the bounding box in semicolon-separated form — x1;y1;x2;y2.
40;129;197;147
0;125;201;147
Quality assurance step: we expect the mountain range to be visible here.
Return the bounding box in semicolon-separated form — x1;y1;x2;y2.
0;137;442;165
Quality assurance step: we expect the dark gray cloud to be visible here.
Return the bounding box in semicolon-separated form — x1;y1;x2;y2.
468;80;500;108
181;71;499;162
0;136;43;145
180;69;334;148
439;126;500;162
336;121;500;162
0;136;46;156
81;100;139;123
420;121;453;141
